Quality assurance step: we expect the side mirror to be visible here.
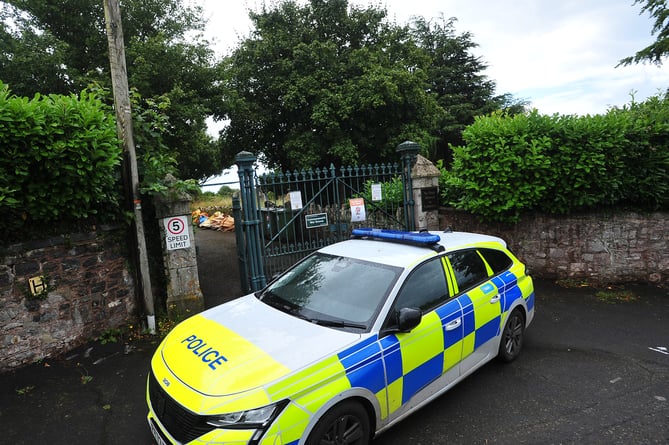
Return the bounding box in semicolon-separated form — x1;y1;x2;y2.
397;307;422;332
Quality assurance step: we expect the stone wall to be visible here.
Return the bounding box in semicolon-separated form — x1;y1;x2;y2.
439;209;669;286
0;229;137;372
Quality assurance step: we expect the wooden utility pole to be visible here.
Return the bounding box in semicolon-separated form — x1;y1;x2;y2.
103;0;155;333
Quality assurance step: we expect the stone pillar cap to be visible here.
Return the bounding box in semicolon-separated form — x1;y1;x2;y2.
413;154;441;177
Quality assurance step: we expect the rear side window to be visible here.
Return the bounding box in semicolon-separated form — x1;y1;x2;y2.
447;250;488;293
478;248;513;275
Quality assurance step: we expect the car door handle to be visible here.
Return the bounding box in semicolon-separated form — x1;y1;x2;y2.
445;318;462;331
490;295;500;304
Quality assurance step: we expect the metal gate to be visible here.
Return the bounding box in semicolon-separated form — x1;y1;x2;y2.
234;142;419;292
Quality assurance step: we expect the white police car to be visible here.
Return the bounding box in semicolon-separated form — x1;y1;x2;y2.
147;228;535;445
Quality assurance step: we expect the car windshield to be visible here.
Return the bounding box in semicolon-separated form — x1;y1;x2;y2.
258;252;401;331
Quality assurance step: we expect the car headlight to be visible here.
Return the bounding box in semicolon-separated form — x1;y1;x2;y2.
206;401;286;429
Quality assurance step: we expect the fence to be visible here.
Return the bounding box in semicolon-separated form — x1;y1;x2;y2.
234;142;420;291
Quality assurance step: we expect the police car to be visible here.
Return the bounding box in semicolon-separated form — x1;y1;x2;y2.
147;228;535;445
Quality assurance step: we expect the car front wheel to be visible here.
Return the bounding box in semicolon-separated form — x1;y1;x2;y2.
498;308;525;362
306;400;371;445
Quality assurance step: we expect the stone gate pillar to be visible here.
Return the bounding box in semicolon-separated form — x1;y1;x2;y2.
154;175;204;316
397;141;419;231
411;155;441;231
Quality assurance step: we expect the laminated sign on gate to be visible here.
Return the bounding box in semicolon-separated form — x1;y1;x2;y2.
349;197;366;222
164;215;191;251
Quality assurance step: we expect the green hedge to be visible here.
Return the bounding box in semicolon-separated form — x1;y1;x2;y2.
443;94;669;222
0;82;123;242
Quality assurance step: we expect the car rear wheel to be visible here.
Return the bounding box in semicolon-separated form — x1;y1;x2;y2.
306;400;371;445
498;308;525;362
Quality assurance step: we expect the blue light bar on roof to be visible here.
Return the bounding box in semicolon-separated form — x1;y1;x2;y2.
351;228;441;245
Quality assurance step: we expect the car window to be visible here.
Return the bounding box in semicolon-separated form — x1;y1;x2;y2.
447;249;488;293
394;258;449;312
478;248;513;275
260;252;401;327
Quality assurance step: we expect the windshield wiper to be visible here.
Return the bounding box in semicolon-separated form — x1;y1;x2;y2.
258;291;300;314
309;318;367;330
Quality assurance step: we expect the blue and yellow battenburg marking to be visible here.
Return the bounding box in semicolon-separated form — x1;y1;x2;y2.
331;269;531;421
149;246;534;445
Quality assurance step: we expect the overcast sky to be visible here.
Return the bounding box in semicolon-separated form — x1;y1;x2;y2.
198;0;668;116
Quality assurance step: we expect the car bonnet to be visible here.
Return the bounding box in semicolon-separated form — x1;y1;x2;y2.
159;294;361;397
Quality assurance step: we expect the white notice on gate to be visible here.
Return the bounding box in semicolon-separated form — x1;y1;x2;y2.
349;198;366;222
164;215;191;251
371;183;383;201
289;191;303;210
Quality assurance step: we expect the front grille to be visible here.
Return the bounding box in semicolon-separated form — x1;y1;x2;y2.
148;371;216;443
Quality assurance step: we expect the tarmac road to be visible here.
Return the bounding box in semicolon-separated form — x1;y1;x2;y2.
378;280;669;445
1;229;668;444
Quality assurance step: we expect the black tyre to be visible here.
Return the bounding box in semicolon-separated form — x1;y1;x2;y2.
498;308;525;362
306;400;371;445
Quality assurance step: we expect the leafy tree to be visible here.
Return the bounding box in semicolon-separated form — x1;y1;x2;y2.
217;185;236;197
618;0;669;65
218;0;522;170
408;15;528;162
218;0;443;170
0;0;222;180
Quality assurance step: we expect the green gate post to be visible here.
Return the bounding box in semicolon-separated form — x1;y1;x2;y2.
235;151;267;291
397;141;420;231
232;194;250;294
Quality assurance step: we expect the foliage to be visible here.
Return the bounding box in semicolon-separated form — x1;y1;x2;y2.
217;185;236;197
408;15;528;161
15;385;36;395
77;363;93;385
595;287;638;303
218;1;524;171
0;0;222;180
443;93;669;222
97;327;123;344
610;93;669;209
0;81;122;242
218;0;437;170
190;200;234;217
618;0;669;66
444;110;553;221
91;84;200;199
157;303;192;338
436;159;460;205
356;177;404;207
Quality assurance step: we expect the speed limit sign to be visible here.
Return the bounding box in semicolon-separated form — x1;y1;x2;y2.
163;215;191;251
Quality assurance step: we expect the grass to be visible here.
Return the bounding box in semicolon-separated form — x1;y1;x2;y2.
555;278;593;288
191;193;234;215
16;385;35;395
595;287;638;303
556;279;639;304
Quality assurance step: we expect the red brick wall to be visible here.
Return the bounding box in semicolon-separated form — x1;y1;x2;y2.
439;209;669;285
0;230;137;372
